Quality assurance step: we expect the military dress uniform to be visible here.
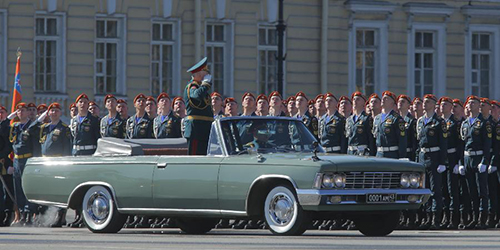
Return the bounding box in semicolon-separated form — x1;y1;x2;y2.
183;58;214;155
295;111;319;139
70;112;100;155
346;111;376;156
39;121;72;157
153;112;182;139
126;113;154;139
373;110;407;159
319;111;347;154
490;114;500;227
100;113;126;138
0;117;13;225
403;113;418;161
460;111;492;229
416;113;448;228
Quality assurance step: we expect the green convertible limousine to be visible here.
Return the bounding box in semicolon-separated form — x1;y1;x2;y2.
22;117;430;236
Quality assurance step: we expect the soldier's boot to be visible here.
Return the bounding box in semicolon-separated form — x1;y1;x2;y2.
341;219;351;229
430;212;442;230
496;220;500;228
161;218;176;228
486;213;496;228
440;210;450;228
10;211;24;227
0;211;5;227
347;221;357;230
464;212;478;229
123;216;133;228
319;220;333;230
216;219;230;229
154;218;167;228
67;210;81;228
126;216;140;228
418;212;431;230
475;211;488;230
3;210;12;227
232;220;247;229
329;219;342;230
70;215;84;228
134;216;151;228
244;220;260;229
447;212;459;230
50;210;65;228
458;212;469;230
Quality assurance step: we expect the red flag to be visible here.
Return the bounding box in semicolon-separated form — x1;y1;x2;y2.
11;51;22;113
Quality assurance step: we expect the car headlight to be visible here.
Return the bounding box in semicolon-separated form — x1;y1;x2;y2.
322;174;334;188
409;173;420;188
400;173;410;188
333;174;346;188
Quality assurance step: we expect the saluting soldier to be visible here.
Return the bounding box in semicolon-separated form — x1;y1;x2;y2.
36;104;49;123
256;94;269;117
211;92;224;118
70;93;101;156
9;103;39;226
372;91;407;159
126;94;154;139
319;93;347;154
154;93;182;139
439;96;463;229
489;100;500;228
294;92;319;139
27;103;37;122
346;92;376;156
459;95;492;229
0;106;13;226
100;94;126;138
398;95;417;161
183;57;214;155
38;103;72;227
415;94;448;230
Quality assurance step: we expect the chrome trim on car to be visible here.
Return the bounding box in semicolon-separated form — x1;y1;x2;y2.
117;208;247;216
296;188;432;206
245;175;299;212
67;181;120;208
28;199;67;208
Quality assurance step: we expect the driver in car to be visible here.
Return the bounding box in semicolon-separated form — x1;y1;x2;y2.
244;122;276;150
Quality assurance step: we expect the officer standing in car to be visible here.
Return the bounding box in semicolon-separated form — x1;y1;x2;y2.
346;92;375;156
100;94;126;138
372;91;407;159
70;93;101;156
459;95;492;229
416;94;448;230
183;57;214;155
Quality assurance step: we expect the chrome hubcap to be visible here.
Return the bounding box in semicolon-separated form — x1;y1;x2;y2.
268;193;294;226
87;192;110;224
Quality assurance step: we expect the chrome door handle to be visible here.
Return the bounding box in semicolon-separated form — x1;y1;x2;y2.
157;163;167;169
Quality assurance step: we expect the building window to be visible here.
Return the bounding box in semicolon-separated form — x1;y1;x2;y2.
414;31;435;97
258;26;278;95
151;22;174;96
206;24;225;95
356;29;376;95
95;17;125;95
34;15;64;92
471;33;491;97
0;10;6;91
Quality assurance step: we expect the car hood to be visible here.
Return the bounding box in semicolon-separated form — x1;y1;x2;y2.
316;154;424;173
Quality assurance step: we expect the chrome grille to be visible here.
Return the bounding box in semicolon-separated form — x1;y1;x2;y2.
345;172;401;189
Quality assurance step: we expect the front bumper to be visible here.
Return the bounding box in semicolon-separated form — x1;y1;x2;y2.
297;188;431;211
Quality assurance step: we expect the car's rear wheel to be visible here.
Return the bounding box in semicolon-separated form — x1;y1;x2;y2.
82;186;126;233
264;185;310;235
176;218;217;234
354;211;400;236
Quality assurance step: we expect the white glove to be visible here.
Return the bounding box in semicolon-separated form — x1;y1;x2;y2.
202;74;212;84
459;165;465;176
478;164;487;173
452;165;459;175
37;110;49;122
437;165;446;173
7;111;18;120
489;165;498;174
7;166;14;175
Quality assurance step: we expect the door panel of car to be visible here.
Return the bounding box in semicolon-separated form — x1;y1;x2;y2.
153;156;223;209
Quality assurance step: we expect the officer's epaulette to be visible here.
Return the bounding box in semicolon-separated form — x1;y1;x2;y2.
62;122;69;127
41;123;48;129
188;81;200;89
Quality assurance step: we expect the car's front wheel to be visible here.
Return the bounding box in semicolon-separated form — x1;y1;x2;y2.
82;186;126;233
264;185;310;235
354;211;400;236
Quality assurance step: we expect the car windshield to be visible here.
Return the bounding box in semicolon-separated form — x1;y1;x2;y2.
219;118;323;155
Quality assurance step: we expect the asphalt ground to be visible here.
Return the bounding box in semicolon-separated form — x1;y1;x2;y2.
0;227;498;250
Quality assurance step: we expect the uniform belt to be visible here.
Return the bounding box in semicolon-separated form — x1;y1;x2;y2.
186;115;214;122
377;146;399;152
73;145;97;151
348;145;367;151
420;147;440;153
447;148;457;154
325;146;341;152
406;148;412;153
14;153;33;159
464;150;483;156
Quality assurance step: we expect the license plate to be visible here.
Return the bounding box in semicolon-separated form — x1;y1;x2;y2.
366;193;396;203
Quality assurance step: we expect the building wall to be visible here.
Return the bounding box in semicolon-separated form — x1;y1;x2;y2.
0;0;499;116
